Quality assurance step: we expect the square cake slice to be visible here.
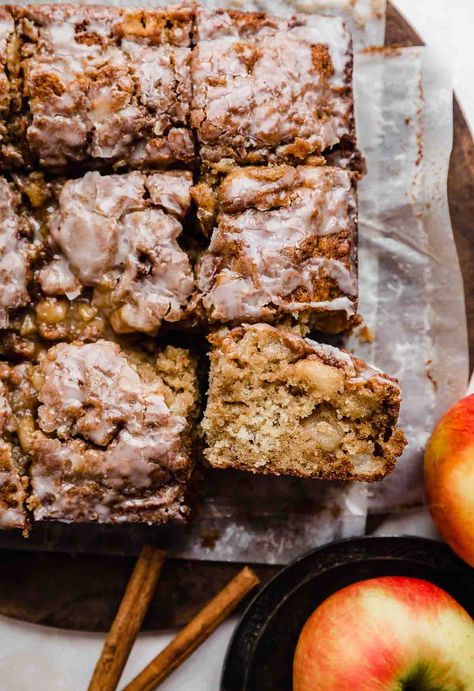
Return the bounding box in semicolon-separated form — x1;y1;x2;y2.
192;8;355;166
0;169;194;359
194;165;358;334
24;339;198;524
202;324;406;481
14;3;194;170
39;169;195;335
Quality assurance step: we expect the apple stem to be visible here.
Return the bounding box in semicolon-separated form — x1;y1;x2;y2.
466;370;474;396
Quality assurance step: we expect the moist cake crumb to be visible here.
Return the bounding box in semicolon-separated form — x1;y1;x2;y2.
202;324;406;481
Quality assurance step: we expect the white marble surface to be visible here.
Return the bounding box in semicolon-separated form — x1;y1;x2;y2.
0;2;472;689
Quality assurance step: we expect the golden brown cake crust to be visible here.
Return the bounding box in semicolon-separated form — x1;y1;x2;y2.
202;324;406;482
194;165;358;333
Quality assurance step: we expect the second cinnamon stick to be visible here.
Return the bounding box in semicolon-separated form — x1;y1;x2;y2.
124;565;260;691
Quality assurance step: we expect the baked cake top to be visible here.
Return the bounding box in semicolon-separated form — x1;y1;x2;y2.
192;8;354;165
0;169;193;338
16;3;194;169
0;364;30;530
28;339;197;522
44;170;194;333
195;165;357;323
0;7;14;113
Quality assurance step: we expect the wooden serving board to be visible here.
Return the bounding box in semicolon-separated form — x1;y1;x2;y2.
0;3;473;633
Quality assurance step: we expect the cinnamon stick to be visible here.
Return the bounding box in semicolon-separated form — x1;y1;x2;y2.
88;545;166;691
123;566;260;691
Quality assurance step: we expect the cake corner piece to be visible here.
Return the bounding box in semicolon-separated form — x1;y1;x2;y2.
191;6;357;167
13;3;194;171
4;338;199;526
202;324;406;482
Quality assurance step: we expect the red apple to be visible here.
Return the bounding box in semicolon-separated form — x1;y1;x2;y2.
293;576;474;691
424;394;474;567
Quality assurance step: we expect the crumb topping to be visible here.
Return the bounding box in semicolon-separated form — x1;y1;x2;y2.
0;372;28;529
0;178;32;328
39;170;194;334
29;340;192;521
192;8;353;164
17;4;194;168
196;166;357;322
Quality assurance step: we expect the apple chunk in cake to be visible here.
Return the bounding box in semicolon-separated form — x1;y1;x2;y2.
202;324;406;481
194;165;358;334
192;8;355;166
22;339;198;524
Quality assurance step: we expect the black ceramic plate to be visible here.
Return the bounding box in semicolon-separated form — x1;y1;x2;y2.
221;536;474;691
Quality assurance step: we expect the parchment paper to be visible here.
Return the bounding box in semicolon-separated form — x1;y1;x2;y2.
347;46;469;512
1;1;468;563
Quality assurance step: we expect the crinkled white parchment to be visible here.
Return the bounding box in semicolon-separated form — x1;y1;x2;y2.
347;46;469;513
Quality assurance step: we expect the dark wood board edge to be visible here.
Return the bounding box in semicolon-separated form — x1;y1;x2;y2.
0;2;472;633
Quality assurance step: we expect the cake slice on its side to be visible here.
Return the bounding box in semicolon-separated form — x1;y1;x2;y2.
202;324;406;481
15;339;199;524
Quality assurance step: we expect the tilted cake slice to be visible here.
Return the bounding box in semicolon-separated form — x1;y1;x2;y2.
202;324;406;481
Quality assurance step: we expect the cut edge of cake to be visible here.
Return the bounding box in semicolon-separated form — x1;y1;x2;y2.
202;323;407;482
